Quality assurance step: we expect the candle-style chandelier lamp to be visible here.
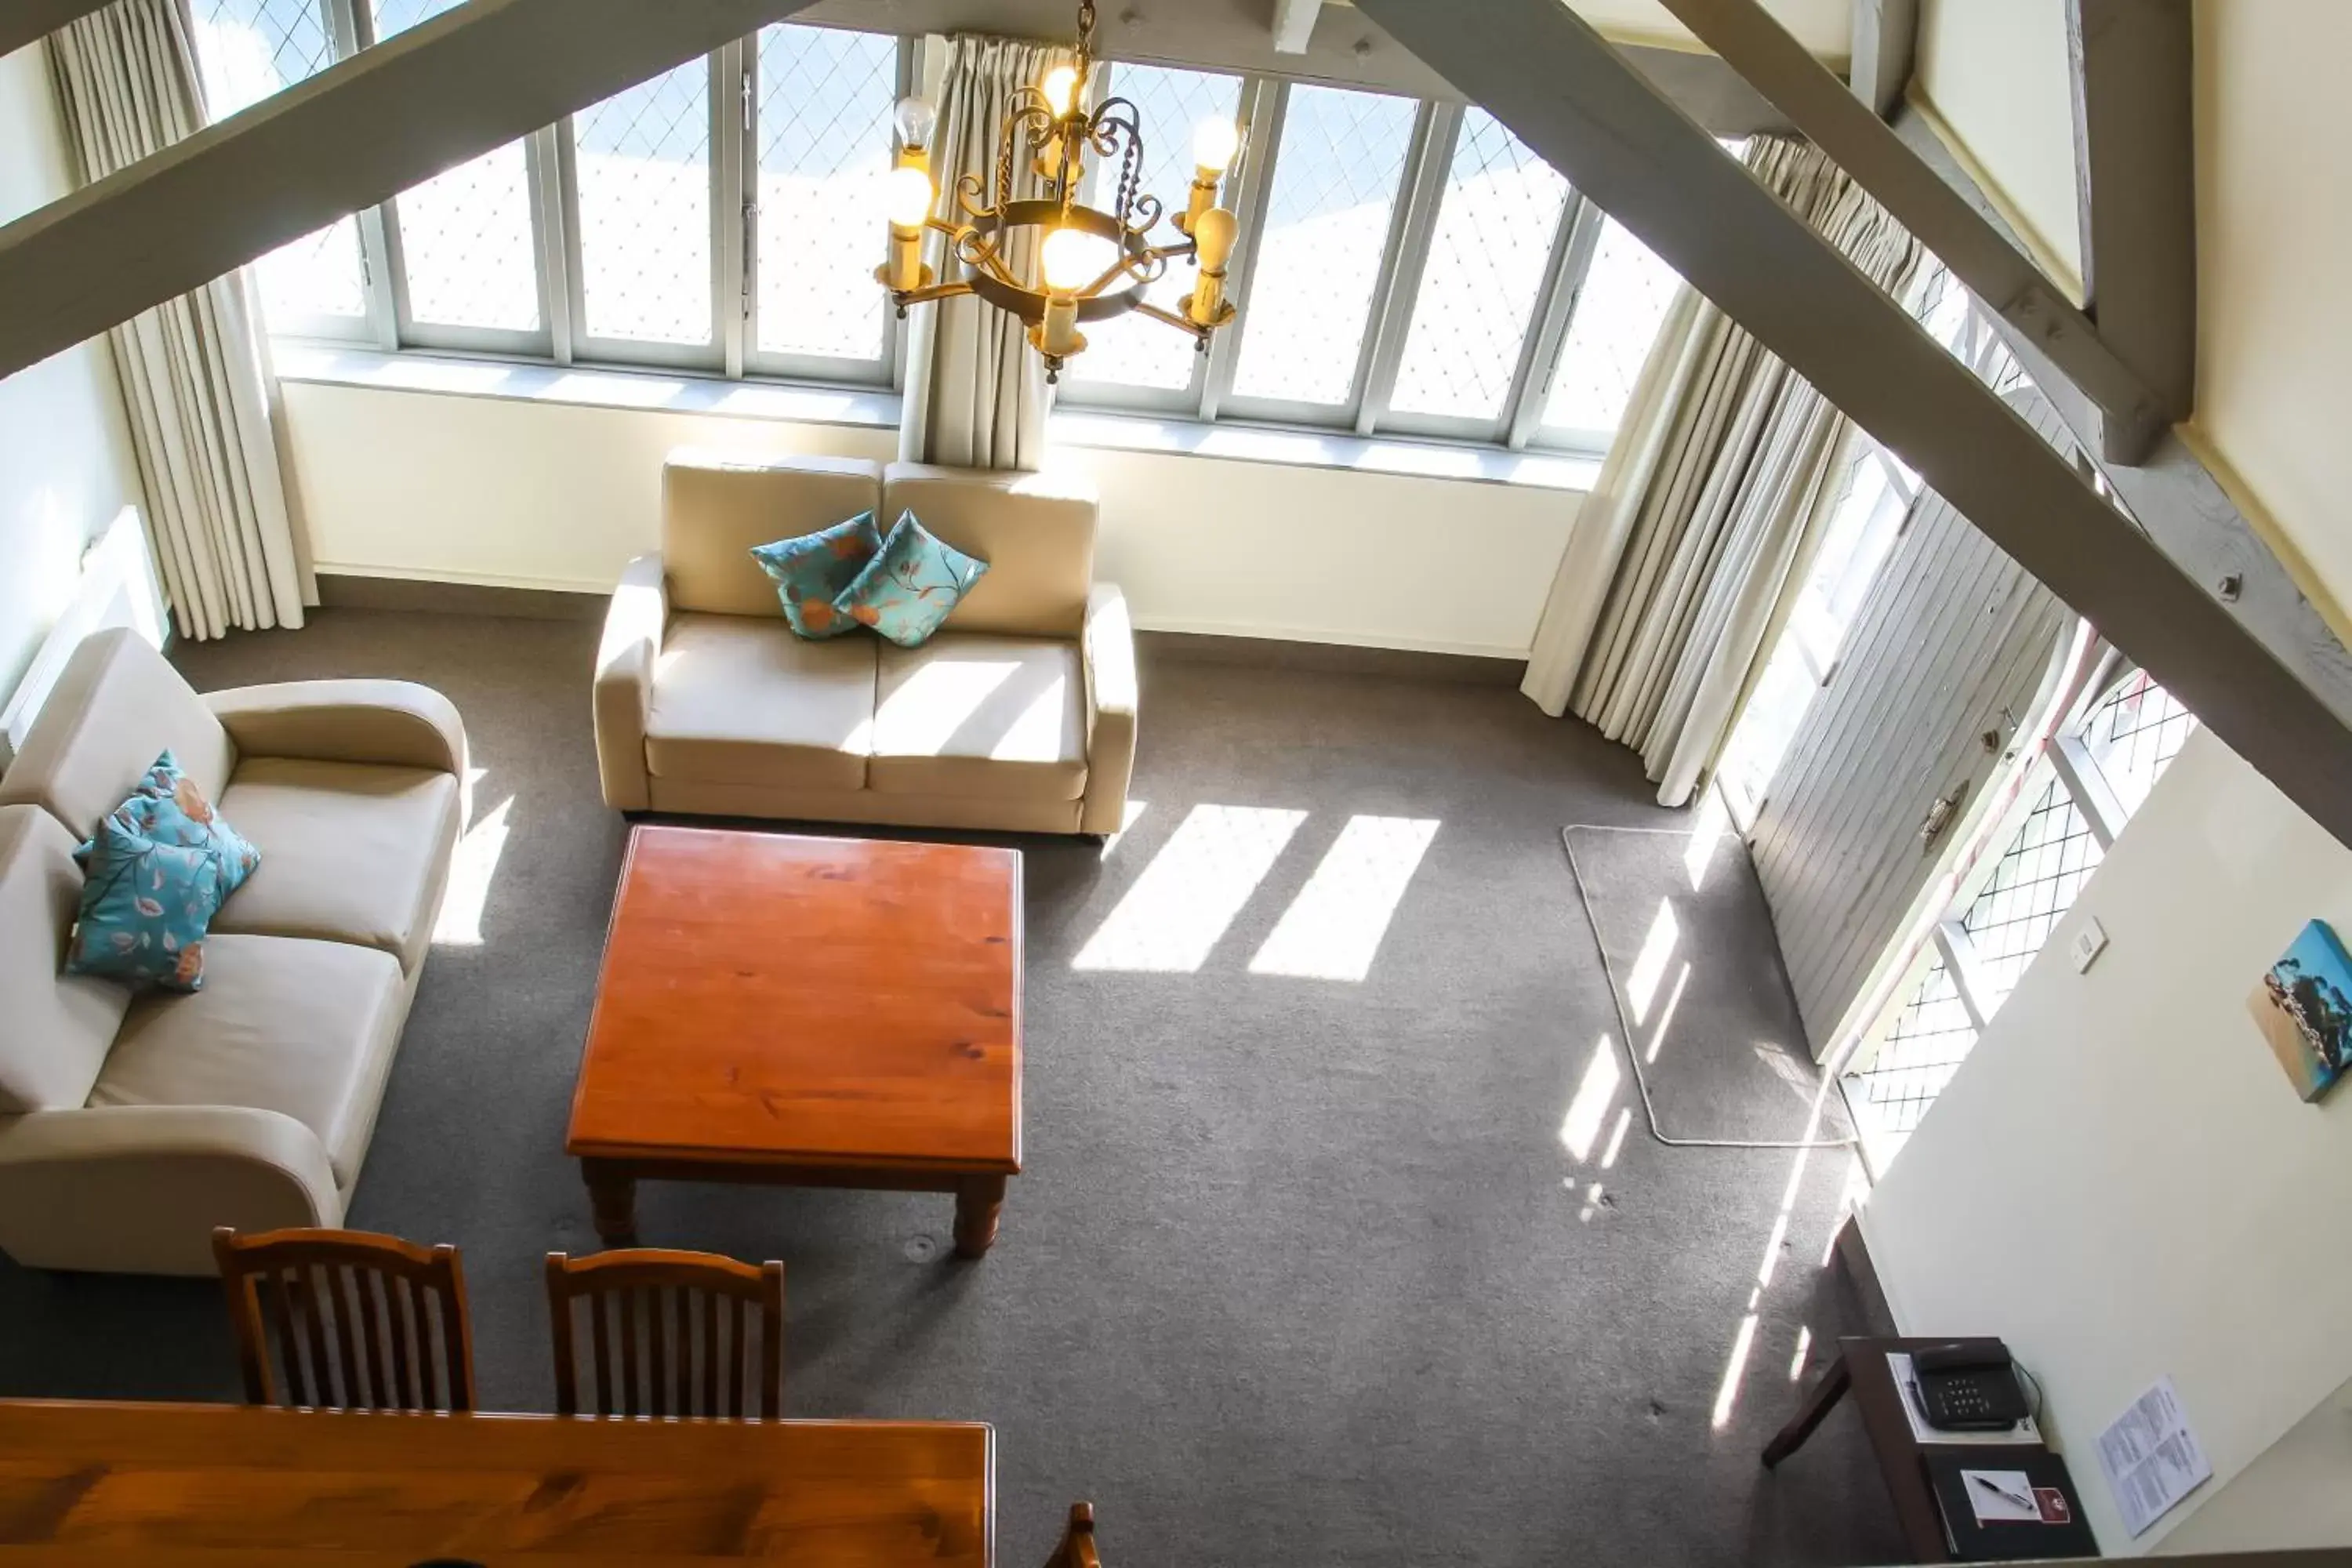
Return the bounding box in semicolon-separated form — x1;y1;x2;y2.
877;0;1246;382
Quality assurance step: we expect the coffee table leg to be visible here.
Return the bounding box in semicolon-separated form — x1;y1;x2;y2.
582;1159;638;1247
953;1174;1007;1258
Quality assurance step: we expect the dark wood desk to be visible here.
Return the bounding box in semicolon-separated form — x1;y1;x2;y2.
0;1399;993;1565
568;828;1024;1258
1763;1336;2054;1563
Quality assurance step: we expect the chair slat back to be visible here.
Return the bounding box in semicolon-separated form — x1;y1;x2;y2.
212;1226;474;1412
545;1249;785;1419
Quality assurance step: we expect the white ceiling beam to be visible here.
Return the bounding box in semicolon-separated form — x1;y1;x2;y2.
0;0;118;60
2068;0;2196;464
0;0;819;383
1272;0;1323;54
1646;0;2176;461
1350;0;2352;850
1847;0;1916;118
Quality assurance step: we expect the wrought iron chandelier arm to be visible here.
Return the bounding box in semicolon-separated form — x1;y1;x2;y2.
1128;299;1212;343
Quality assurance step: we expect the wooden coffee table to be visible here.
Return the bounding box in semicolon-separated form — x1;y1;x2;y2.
568;826;1022;1258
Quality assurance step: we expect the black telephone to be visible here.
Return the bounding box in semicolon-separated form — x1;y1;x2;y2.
1912;1342;2031;1431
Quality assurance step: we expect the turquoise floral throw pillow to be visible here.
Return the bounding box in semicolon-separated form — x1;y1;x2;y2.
74;750;260;898
67;818;228;992
750;510;886;638
833;511;990;648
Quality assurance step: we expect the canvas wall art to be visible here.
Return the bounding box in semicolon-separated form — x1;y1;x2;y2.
2248;918;2352;1102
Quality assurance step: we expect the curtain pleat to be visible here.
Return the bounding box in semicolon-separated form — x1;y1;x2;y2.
1521;136;1923;808
896;35;1060;471
46;0;310;642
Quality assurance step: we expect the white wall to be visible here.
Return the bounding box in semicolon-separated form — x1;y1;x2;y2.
279;377;1582;659
0;43;147;699
1909;0;2082;295
1862;728;2352;1554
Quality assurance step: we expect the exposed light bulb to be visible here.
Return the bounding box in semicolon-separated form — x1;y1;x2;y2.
1042;64;1080;116
885;165;935;229
1040;225;1103;292
1192;205;1238;271
1192;116;1240;174
892;94;937;150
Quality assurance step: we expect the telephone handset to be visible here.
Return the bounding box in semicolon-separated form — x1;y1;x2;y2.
1912;1342;2031;1432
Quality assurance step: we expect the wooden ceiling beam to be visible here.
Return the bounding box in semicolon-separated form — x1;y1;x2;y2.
1644;0;2176;460
1847;0;1916;118
0;0;118;61
1351;0;2352;848
0;0;819;382
2068;0;2197;464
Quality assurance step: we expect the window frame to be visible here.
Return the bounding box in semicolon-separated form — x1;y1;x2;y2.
234;20;1671;458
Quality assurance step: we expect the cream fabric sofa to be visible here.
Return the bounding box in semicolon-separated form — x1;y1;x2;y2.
0;629;466;1275
594;452;1138;836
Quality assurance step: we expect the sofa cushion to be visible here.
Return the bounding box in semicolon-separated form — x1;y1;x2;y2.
209;758;462;975
88;933;405;1188
869;634;1087;801
837;512;991;648
663;451;884;619
646;614;877;792
0;628;234;840
0;805;130;1113
880;463;1097;638
750;510;884;638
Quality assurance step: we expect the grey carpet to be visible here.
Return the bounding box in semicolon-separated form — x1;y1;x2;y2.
1563;826;1860;1147
0;609;1905;1568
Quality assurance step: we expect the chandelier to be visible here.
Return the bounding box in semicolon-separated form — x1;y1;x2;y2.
876;0;1246;382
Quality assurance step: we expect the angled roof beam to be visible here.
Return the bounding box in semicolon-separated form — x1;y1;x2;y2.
0;0;118;60
0;0;818;382
1642;0;2180;463
1847;0;1917;118
1350;0;2352;850
2068;0;2196;464
1272;0;1323;55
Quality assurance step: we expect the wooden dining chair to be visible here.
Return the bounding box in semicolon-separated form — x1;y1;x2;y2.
212;1225;475;1411
1044;1503;1102;1568
545;1248;786;1418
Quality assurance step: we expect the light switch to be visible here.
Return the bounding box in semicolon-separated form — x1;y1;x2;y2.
2070;917;2108;974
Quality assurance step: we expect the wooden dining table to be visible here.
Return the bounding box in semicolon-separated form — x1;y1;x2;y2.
0;1399;993;1565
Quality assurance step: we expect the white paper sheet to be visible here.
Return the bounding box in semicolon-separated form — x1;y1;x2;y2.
1963;1468;2041;1524
1887;1353;2044;1446
2096;1376;2212;1537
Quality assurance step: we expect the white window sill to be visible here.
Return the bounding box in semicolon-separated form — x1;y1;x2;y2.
272;343;1604;495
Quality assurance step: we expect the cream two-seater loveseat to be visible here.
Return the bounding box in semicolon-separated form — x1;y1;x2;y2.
593;452;1138;836
0;630;466;1275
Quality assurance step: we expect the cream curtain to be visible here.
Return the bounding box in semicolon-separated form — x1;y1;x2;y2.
897;35;1061;472
47;0;310;641
1522;136;1922;808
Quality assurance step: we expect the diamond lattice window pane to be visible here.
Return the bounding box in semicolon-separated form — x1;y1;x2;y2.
1228;85;1416;408
753;26;896;363
1387;110;1570;423
369;0;455;38
1061;64;1243;394
1960;769;2107;1014
394;140;540;331
575;60;714;346
2082;671;2196;818
1849;959;1979;1141
190;0;366;324
1541;216;1682;440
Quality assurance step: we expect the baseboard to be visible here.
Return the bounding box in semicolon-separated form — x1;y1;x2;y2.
1832;1216;1899;1338
317;572;605;622
1138;630;1526;686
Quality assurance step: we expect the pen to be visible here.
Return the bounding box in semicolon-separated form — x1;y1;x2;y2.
1971;1473;2036;1510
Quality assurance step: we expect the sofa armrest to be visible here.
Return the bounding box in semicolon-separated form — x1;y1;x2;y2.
594;554;668;812
208;680;468;778
0;1105;343;1276
1080;582;1138;837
